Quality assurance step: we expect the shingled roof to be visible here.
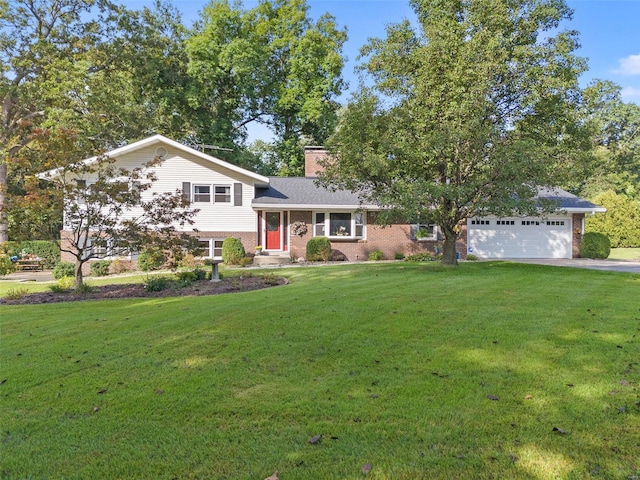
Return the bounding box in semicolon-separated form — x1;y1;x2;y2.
252;177;380;209
252;179;604;214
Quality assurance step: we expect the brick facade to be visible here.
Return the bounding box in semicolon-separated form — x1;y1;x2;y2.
304;146;329;177
287;211;467;261
572;213;585;258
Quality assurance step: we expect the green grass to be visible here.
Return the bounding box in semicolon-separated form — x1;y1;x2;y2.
609;248;640;261
1;262;639;479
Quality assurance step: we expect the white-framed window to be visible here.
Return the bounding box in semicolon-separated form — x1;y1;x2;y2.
198;239;224;258
214;185;231;203
89;238;130;259
192;184;231;203
313;211;366;239
193;184;211;203
411;224;438;241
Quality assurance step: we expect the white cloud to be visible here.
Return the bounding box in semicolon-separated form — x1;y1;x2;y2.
620;86;640;100
616;53;640;75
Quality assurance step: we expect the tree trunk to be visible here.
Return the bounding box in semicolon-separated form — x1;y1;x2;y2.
0;161;8;243
441;229;459;266
74;260;84;289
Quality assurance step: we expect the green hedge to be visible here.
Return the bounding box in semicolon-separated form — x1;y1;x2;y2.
580;232;611;259
306;237;331;261
586;191;640;248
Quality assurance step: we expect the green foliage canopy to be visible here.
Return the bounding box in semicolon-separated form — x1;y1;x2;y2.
321;0;589;265
586;190;640;248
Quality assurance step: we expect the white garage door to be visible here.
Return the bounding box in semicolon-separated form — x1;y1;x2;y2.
467;217;573;259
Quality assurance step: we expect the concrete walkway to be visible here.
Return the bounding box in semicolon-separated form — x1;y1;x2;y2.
508;258;640;273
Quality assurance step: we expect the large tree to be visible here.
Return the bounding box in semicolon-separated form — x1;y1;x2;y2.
579;80;640;199
320;0;589;265
186;0;346;173
0;0;190;242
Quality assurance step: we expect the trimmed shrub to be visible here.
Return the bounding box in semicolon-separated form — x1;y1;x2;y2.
176;270;196;286
368;249;384;261
394;252;406;260
222;238;246;265
53;261;75;279
137;247;166;271
306;237;332;262
143;275;171;292
90;260;111;277
580;232;611;259
466;254;478;261
405;252;435;262
193;267;207;281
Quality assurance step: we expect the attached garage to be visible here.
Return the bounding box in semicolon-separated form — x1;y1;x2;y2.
467;216;573;259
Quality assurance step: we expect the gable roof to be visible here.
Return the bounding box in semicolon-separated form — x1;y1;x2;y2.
38;134;270;187
253;177;380;210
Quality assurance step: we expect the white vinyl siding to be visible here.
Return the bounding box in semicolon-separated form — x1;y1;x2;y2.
467;216;572;259
114;146;257;232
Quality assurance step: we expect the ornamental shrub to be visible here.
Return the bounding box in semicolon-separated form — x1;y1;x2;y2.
221;238;246;265
580;232;611;259
0;248;15;276
137;247;166;271
143;275;171;292
368;249;384;261
53;261;75;279
90;260;111;277
404;252;435;262
306;237;331;261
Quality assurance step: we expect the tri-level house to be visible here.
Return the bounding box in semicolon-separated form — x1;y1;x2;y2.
51;134;605;265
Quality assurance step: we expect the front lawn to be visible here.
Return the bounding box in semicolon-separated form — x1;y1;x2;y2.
610;248;640;261
1;262;638;479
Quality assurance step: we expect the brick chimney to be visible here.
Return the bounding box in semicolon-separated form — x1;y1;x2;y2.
304;146;329;177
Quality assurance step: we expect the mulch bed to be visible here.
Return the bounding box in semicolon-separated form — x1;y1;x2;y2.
1;275;287;305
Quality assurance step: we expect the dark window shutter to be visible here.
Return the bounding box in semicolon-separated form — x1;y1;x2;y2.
182;182;191;203
410;224;418;240
234;183;242;206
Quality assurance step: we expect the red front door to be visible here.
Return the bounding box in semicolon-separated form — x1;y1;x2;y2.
265;212;281;250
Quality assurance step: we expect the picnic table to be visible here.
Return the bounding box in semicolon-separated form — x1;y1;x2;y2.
16;258;45;271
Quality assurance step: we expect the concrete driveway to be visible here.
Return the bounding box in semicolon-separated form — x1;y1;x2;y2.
509;258;640;273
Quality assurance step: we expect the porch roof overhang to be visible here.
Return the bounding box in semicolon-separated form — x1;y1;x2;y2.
252;203;381;210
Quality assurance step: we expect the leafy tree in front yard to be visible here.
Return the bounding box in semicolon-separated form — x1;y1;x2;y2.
320;0;590;265
39;154;200;288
